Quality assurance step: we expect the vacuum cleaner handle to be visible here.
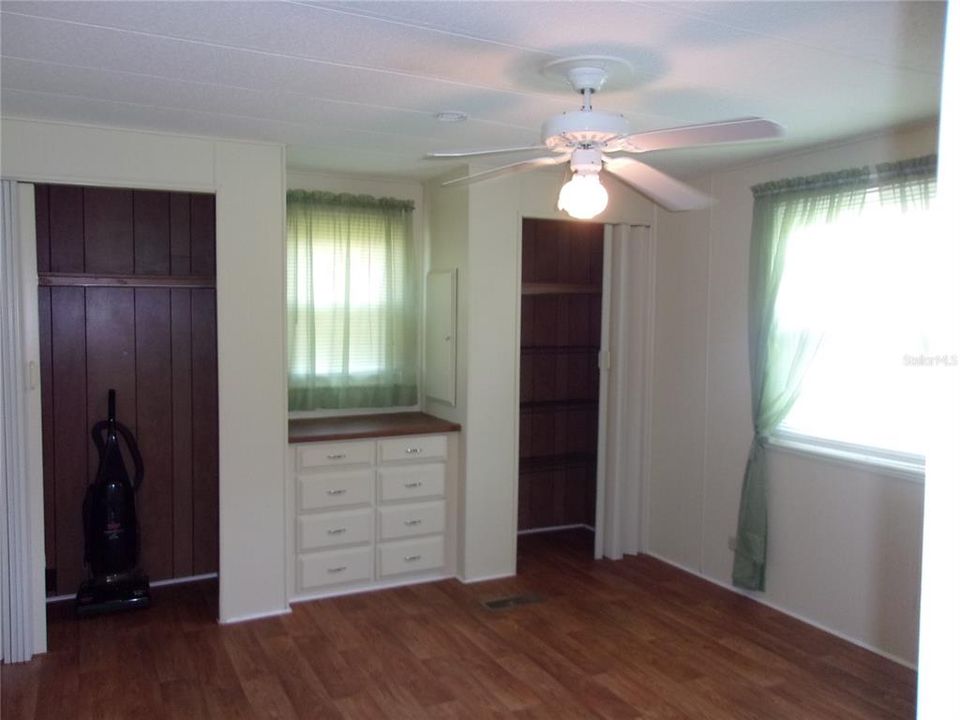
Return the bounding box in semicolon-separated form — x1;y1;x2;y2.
90;419;145;492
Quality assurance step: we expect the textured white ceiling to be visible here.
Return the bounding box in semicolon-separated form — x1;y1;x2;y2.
0;1;946;181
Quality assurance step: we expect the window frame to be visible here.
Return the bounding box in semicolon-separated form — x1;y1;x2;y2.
769;428;925;482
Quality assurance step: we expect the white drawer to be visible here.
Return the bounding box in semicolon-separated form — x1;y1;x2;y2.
378;501;446;540
298;469;373;511
379;435;447;464
378;536;445;578
299;546;373;590
298;441;375;470
378;464;445;502
298;508;373;552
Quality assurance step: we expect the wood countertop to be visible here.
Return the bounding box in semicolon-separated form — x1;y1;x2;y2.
288;412;461;443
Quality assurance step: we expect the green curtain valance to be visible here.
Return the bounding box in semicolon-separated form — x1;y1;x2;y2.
751;153;939;200
286;189;415;212
876;153;937;182
751;167;871;199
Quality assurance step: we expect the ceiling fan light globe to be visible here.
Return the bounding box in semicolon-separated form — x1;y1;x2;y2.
558;173;609;220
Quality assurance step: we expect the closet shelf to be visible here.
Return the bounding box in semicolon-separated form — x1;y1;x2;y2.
522;282;601;296
520;399;599;413
39;273;216;289
520;453;597;475
520;345;599;356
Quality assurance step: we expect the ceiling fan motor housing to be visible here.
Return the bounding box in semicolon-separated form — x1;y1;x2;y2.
542;110;630;152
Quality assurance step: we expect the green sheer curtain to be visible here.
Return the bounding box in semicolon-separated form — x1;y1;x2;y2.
733;168;872;591
287;190;418;410
734;154;938;590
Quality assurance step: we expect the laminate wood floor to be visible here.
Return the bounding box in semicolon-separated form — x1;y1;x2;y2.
2;530;916;719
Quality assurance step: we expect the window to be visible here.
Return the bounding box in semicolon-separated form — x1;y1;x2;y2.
287;191;418;411
770;157;944;463
733;156;940;591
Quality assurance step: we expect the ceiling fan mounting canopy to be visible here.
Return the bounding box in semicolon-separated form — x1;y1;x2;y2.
564;65;609;93
541;55;636;93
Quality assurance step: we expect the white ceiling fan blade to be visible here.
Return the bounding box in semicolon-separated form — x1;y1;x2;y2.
620;117;784;153
427;145;548;158
441;155;570;187
603;156;713;212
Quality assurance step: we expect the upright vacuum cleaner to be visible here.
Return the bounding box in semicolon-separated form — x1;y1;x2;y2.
76;389;151;616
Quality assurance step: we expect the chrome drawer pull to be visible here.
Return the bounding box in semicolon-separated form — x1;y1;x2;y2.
327;488;347;496
327;528;347;535
327;566;347;573
405;448;423;455
326;453;346;460
404;554;421;562
404;481;423;489
404;519;423;527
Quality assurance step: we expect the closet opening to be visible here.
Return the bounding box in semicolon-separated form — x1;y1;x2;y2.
35;183;220;618
517;217;604;562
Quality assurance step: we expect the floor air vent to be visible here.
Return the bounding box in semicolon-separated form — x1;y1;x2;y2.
482;594;543;611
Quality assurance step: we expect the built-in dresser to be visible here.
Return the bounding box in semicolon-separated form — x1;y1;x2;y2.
287;413;460;601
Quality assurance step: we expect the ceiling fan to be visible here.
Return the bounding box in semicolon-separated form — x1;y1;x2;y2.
428;57;785;218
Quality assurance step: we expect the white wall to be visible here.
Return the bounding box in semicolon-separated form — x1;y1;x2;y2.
426;166;656;581
649;122;939;665
1;118;288;624
423;168;469;426
422;171;469;573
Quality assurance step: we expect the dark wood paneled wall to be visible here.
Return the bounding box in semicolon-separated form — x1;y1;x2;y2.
518;219;603;531
36;184;219;596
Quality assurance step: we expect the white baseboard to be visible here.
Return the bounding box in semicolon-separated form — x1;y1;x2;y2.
457;571;517;584
459;527;597;584
153;572;218;588
290;572;455;604
45;572;219;604
219;606;291;625
643;550;917;671
517;523;595;536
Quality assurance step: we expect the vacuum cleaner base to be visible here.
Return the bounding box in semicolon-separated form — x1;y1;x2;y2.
76;573;151;618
